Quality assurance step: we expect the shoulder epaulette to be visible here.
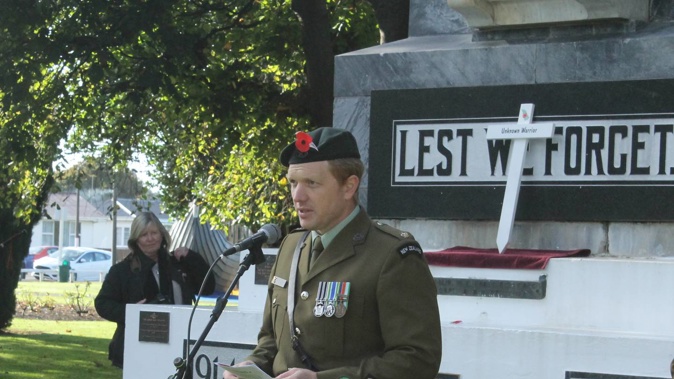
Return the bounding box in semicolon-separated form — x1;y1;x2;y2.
374;221;413;240
373;221;423;257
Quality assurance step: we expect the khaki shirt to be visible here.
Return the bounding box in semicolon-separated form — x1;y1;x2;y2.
247;210;442;379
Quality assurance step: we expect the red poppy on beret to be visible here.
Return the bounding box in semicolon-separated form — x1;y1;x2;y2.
280;127;360;166
295;131;318;153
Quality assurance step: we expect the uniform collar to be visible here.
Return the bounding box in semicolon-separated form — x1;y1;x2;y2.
311;206;360;249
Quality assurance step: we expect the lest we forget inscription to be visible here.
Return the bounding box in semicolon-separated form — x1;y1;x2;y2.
369;79;674;222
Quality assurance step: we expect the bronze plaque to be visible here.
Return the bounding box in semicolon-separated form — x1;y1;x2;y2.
138;311;170;343
254;254;276;285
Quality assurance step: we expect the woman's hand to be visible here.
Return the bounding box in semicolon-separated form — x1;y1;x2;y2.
173;247;190;261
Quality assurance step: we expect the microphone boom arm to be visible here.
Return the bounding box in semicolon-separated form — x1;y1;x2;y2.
170;245;266;379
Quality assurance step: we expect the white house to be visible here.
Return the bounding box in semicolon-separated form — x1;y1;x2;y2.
31;192;170;261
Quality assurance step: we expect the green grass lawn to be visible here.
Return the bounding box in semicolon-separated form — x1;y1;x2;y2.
15;280;221;308
1;319;121;379
3;281;117;378
15;280;103;306
4;280;224;379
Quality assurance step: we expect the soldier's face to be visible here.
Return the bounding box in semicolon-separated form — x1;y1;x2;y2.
287;161;357;233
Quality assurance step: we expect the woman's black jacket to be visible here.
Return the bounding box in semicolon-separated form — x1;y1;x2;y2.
94;248;216;368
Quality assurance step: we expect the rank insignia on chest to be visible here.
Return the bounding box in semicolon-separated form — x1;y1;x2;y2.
314;281;350;318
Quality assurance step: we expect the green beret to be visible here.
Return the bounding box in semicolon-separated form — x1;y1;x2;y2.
280;127;361;167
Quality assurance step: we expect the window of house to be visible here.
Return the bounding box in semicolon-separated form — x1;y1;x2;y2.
42;221;56;245
117;227;130;246
63;221;77;246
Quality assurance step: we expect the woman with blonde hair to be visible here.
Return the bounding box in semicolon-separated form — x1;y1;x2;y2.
95;211;215;369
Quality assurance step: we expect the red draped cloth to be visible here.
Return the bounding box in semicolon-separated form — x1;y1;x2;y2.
425;246;591;270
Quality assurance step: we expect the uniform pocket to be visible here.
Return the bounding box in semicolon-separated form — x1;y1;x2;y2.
313;314;346;358
271;287;288;343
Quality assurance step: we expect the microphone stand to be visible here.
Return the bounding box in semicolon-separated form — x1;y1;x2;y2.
170;245;266;379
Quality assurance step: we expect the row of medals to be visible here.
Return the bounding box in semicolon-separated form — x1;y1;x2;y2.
314;281;350;318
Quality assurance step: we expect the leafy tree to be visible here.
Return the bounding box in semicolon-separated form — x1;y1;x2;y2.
55;157;148;199
0;0;408;329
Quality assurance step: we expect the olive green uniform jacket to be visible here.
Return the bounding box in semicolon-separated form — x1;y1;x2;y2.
247;210;442;379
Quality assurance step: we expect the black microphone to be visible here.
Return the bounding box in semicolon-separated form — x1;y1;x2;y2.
220;223;282;258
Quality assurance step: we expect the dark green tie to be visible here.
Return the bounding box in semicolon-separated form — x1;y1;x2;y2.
310;235;324;268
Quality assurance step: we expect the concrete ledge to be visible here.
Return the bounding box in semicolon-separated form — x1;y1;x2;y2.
431;257;674;336
123;305;674;379
446;0;649;28
440;323;673;378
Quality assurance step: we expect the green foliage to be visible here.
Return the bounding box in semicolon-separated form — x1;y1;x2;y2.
40;293;57;311
1;2;379;332
54;157;147;198
1;0;378;225
17;281;104;304
16;290;40;314
197;122;301;232
16;289;60;314
64;282;93;315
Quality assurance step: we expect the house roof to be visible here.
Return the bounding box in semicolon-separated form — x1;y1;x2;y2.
116;198;169;222
44;193;106;219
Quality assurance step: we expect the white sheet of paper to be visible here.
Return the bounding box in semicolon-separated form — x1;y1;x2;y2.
216;363;272;379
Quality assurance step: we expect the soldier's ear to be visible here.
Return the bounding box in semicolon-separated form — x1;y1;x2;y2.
343;175;359;199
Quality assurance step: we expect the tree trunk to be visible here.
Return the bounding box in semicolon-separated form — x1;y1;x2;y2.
367;0;410;43
292;0;335;127
0;175;53;331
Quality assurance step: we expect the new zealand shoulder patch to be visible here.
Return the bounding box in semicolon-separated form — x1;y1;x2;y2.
398;242;423;257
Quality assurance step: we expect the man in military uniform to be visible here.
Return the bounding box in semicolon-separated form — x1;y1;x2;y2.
224;127;442;379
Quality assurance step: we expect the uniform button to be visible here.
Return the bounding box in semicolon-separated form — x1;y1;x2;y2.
295;327;301;335
300;291;309;300
272;298;277;304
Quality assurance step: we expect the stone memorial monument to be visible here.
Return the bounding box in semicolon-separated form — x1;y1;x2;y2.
124;2;674;378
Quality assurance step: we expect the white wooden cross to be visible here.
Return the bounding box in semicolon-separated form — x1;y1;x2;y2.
487;104;555;253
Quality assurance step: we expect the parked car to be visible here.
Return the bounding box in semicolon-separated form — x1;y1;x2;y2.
21;246;58;279
32;246;112;281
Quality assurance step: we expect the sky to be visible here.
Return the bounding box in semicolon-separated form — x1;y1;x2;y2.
54;149;158;191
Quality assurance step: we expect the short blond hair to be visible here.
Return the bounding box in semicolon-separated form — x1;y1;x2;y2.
328;158;365;204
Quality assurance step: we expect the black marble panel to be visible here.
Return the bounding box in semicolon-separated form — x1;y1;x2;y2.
369;79;674;221
435;275;547;300
566;371;666;379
